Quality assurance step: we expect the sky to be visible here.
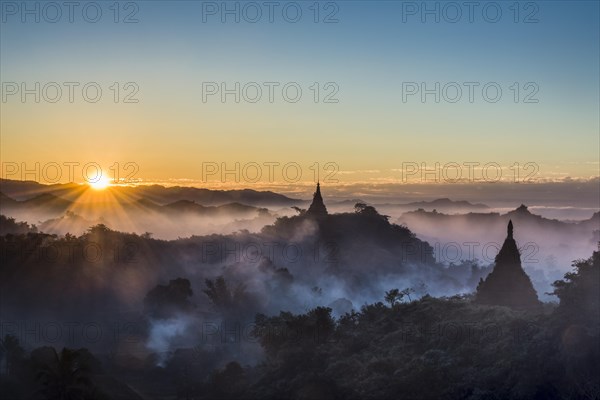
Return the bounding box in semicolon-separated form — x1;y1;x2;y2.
1;0;599;190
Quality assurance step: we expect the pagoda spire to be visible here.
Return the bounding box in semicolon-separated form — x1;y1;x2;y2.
307;182;328;217
474;220;540;309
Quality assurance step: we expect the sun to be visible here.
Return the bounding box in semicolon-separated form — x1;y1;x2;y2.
88;174;111;190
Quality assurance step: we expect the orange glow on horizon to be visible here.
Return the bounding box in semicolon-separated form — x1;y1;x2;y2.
88;174;111;190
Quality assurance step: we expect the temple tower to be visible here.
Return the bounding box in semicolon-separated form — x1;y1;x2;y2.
475;220;541;309
307;182;328;217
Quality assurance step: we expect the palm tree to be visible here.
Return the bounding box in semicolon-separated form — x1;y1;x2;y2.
36;348;93;400
0;334;25;376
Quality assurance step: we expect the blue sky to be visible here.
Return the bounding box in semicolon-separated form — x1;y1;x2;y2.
1;1;599;183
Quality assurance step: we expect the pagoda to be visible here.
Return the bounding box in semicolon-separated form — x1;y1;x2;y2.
475;220;541;309
306;182;328;217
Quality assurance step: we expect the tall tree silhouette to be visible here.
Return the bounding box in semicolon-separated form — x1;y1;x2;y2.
35;348;93;400
0;334;25;376
144;278;195;319
203;276;248;315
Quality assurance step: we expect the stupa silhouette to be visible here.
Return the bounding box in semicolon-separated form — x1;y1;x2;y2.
475;220;541;309
306;182;328;217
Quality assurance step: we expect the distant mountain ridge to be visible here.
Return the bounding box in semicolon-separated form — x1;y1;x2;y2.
399;204;599;231
398;204;599;272
327;198;490;215
0;179;300;207
402;197;489;210
0;191;73;218
0;191;275;237
0;191;269;219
